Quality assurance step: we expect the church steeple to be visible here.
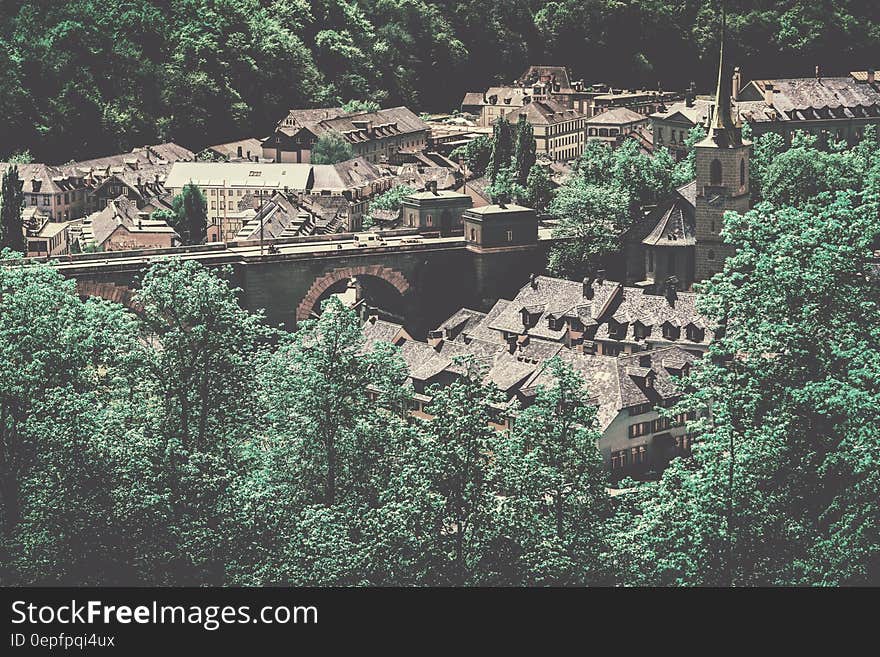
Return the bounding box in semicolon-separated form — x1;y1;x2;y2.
704;2;742;147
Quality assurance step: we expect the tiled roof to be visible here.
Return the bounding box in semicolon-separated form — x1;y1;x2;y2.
487;275;714;346
743;77;880;121
640;182;696;246
517;65;574;91
519;99;585;125
587;107;646;124
312;107;428;144
81;195;177;247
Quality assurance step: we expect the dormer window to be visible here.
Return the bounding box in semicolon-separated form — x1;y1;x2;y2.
686;324;705;343
608;320;627;340
662;323;680;340
548;316;563;331
633;322;649;340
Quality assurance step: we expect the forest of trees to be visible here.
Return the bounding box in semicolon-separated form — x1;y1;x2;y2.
1;122;878;585
2;1;880;161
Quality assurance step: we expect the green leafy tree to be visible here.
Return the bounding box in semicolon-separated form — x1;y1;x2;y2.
417;361;502;584
169;183;208;246
524;163;554;212
548;181;630;279
487;116;515;182
0;166;25;253
486;165;525;206
310;132;355;164
451;135;492;178
615;188;880;586
365;184;417;228
513;114;536;186
0;256;138;583
341;99;380;113
492;357;611;584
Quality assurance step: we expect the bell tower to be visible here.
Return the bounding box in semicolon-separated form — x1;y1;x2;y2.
694;3;751;281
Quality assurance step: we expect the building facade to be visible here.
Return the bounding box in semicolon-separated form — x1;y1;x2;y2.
262;107;429;165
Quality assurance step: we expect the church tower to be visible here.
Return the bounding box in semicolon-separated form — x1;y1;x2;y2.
693;5;751;281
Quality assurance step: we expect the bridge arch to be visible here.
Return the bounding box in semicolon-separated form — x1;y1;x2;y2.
76;280;141;312
296;265;412;321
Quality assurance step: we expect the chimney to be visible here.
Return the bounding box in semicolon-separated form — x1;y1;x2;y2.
237;146;243;158
596;269;606;285
506;333;518;354
583;276;594;299
154;173;160;185
685;82;695;108
732;66;742;101
427;330;444;351
815;65;822;82
764;82;775;106
427;180;438;195
868;67;876;85
136;175;142;189
664;276;678;306
529;273;538;289
639;353;652;368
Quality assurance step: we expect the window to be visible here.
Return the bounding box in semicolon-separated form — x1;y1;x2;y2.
628;402;654;416
633;322;648;340
662;324;680;340
740;158;746;187
506;230;513;242
470;228;476;241
426;214;432;226
632;445;647;464
652;417;672;433
602;342;622;356
43;195;50;206
686;325;705;342
211;201;216;210
707;249;716;260
710;159;722;185
611;450;628;469
628;421;652;438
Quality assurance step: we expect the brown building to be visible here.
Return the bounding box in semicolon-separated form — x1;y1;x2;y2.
262;106;429;165
400;184;473;235
79;196;179;251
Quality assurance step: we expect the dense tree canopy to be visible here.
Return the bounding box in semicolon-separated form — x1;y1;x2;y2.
3;1;879;161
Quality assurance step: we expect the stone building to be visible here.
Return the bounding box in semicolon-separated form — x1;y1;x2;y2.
400;183;473;235
585;107;650;145
519;100;587;162
735;67;880;144
650;93;714;160
627;19;750;288
462;203;538;252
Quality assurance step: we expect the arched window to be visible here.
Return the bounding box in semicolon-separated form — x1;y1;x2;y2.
707;249;716;260
710;159;722;185
740;158;746;187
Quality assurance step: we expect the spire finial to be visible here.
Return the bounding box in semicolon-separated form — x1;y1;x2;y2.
707;1;741;145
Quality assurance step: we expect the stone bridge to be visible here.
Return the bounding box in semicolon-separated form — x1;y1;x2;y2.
42;231;553;337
